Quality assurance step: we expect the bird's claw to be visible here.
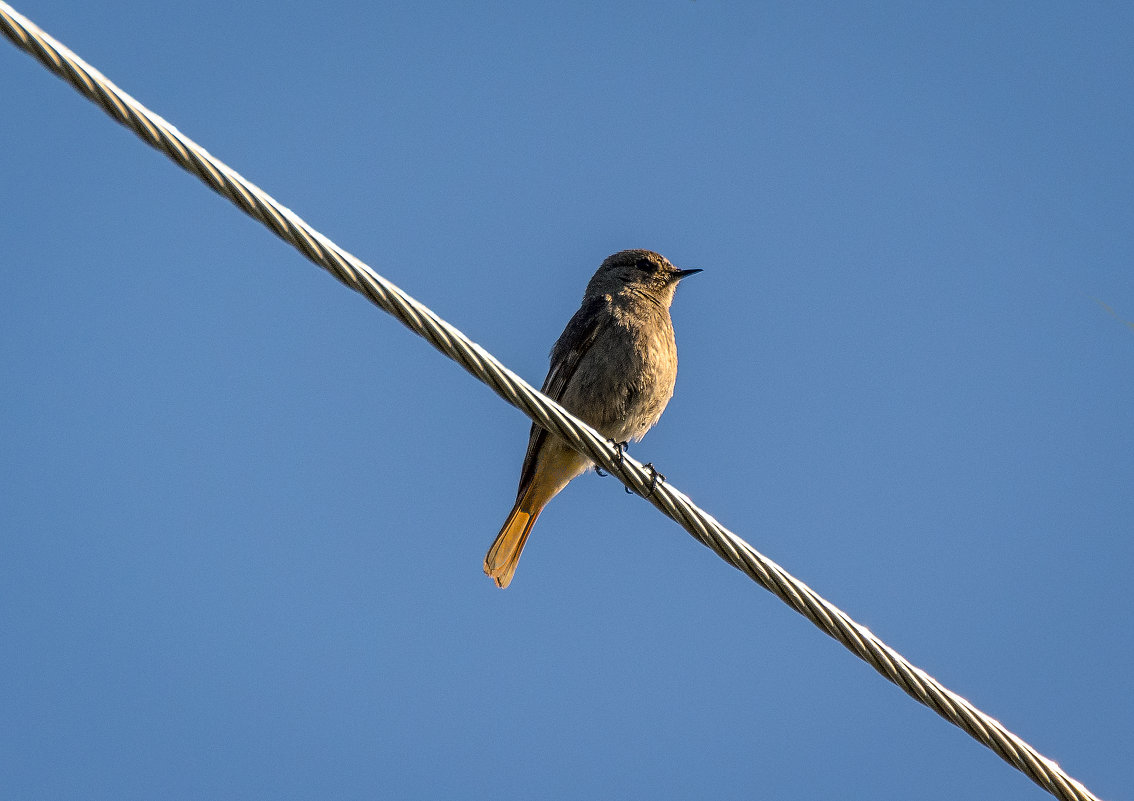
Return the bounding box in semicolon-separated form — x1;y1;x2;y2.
597;440;629;477
626;462;666;496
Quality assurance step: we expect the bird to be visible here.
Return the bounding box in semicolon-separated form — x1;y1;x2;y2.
483;249;701;588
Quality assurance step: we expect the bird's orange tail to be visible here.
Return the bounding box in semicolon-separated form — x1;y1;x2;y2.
483;501;541;589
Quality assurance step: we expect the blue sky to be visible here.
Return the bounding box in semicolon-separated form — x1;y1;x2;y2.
2;2;1131;799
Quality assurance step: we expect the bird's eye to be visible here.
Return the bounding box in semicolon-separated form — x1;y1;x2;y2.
635;258;656;273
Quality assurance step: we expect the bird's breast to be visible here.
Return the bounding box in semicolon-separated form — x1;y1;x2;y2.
561;300;677;443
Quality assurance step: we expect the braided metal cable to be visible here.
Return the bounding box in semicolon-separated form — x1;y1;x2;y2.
0;5;1102;800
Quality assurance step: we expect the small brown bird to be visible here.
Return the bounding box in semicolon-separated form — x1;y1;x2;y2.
483;249;700;588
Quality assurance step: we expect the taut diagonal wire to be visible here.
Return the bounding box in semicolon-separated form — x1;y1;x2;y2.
0;4;1102;800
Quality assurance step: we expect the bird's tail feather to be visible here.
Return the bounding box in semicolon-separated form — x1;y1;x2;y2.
483;501;541;589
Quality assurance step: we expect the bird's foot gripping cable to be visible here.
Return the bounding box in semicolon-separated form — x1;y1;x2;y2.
595;440;630;477
594;442;665;496
631;463;666;497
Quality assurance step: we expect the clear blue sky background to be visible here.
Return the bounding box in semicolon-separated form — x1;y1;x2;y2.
2;2;1131;799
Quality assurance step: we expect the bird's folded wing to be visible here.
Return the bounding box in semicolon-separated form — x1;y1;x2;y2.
514;295;610;494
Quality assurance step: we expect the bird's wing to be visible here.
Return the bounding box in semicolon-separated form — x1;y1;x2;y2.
514;295;609;495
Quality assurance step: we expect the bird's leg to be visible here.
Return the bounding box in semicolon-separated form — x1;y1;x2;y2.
606;441;639;492
596;440;628;477
636;463;666;497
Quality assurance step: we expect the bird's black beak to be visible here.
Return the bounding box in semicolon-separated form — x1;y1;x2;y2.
675;268;703;279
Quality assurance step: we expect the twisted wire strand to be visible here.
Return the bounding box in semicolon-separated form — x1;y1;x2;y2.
0;5;1101;801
